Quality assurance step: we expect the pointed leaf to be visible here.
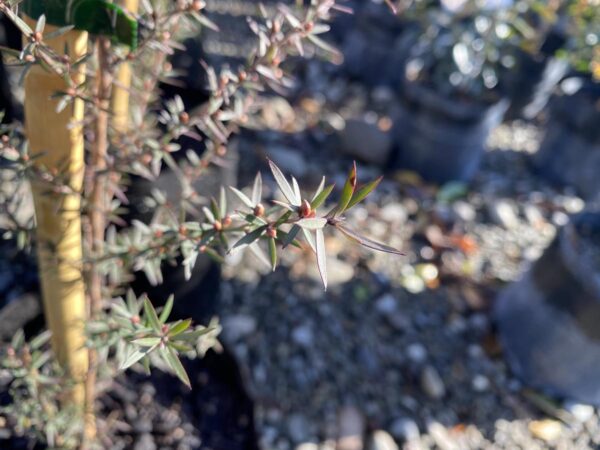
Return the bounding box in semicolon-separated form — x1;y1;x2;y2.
159;295;174;323
315;228;328;290
346;176;383;210
168;319;193;337
311;177;326;202
282;224;301;248
132;337;161;347
268;237;277;271
291;176;302;206
334;162;357;215
119;344;155;371
143;298;162;331
302;227;317;253
231;226;267;251
160;346;191;389
268;159;298;206
252;172;263;205
335;223;404;255
229;186;254;208
311;184;335;209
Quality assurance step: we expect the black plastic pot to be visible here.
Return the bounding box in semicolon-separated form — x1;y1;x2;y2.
0;13;22;124
533;77;600;200
495;210;600;405
125;143;238;325
392;82;508;183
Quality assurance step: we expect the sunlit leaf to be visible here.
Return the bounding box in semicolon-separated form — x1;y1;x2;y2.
316;228;327;290
268;159;299;206
143;297;162;331
252;172;263;205
229;186;254;208
159;294;174;323
335;223;404;255
268;237;277;271
311;184;335;209
168;319;192;337
346;176;383;210
297;217;327;230
332;162;357;216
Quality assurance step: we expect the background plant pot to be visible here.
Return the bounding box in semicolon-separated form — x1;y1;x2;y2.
125;143;238;325
503;52;569;121
391;82;508;183
495;210;600;405
532;77;600;200
0;13;22;124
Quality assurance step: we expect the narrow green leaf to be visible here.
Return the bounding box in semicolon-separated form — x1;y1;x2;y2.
346;176;383;210
231;225;267;251
132;337;161;347
168;319;192;337
311;176;326;203
143;298;162;331
281;224;301;248
315;228;328;290
119;344;155;371
334;162;357;215
159;295;174;323
268;237;277;271
160;346;191;389
210;197;221;221
311;184;335;209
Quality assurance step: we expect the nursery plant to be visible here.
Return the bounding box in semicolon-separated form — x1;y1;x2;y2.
0;0;400;448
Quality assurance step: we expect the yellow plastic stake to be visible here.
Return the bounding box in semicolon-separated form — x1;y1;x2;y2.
112;0;139;133
23;18;89;407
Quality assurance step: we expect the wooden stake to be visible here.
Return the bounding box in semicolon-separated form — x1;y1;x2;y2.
112;0;139;133
23;18;88;407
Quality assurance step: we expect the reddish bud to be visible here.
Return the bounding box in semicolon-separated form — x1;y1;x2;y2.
199;245;207;253
299;199;312;218
24;54;35;62
161;324;170;334
238;70;247;81
253;203;265;217
178;225;187;236
304;22;314;33
179;112;189;124
266;226;277;239
213;220;222;231
190;0;203;11
131;315;141;325
32;31;42;42
223;216;232;227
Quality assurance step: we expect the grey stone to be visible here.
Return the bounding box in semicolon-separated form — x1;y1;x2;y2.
291;324;314;348
368;430;399;450
287;413;311;443
489;199;519;229
134;434;156;450
564;402;595;423
375;293;397;314
390;417;420;442
406;343;428;365
420;366;446;399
